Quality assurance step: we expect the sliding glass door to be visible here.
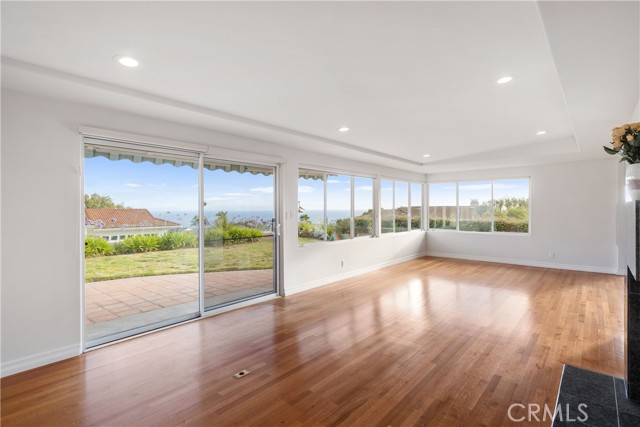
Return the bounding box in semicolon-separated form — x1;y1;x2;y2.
83;141;278;348
202;160;277;311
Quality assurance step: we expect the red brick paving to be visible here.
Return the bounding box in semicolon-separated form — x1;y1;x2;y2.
85;270;273;325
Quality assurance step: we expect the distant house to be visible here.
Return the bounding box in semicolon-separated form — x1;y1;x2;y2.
85;208;181;242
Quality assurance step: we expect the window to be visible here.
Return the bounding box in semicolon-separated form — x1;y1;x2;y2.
380;180;394;234
354;177;374;237
395;182;409;232
381;180;424;233
428;183;457;230
327;175;352;240
458;181;492;232
298;169;374;244
428;178;530;234
410;182;423;230
493;179;529;233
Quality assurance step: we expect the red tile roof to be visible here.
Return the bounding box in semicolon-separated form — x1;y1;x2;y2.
85;208;180;229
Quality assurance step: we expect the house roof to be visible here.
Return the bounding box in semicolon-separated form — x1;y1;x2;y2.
85;208;180;229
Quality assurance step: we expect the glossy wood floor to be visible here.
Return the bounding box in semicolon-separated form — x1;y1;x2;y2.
1;257;625;426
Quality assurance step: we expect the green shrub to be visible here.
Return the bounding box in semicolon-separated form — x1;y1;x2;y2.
223;226;263;245
428;218;456;230
355;218;372;236
459;220;492;232
121;234;160;253
298;221;316;238
159;231;198;250
85;236;113;257
494;218;529;233
204;227;224;245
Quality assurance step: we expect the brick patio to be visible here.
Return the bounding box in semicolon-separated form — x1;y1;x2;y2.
85;270;273;325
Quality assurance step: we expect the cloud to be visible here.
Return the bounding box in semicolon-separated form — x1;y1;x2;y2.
298;186;315;193
355;185;373;192
124;183;141;187
250;186;274;194
327;179;341;184
224;192;248;197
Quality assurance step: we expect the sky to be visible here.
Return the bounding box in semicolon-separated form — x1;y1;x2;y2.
429;179;529;206
84;156;275;214
85;155;526;217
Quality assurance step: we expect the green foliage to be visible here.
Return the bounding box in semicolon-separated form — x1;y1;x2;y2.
428;218;457;229
121;235;160;253
84;237;113;257
215;211;230;231
204;226;263;246
494;218;529;233
159;231;198;250
223;226;264;245
204;227;224;244
84;193;124;209
298;221;316;238
354;218;372;236
459;220;492;232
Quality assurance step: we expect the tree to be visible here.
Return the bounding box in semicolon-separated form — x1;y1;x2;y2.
215;211;230;231
191;216;210;227
84;193;124;209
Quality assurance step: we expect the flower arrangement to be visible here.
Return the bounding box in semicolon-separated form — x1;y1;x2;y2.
603;122;640;163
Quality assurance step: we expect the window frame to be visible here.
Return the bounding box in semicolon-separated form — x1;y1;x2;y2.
427;177;531;235
298;166;377;245
380;178;425;235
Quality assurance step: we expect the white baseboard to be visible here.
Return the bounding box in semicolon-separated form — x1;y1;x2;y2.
1;344;81;378
425;252;620;275
285;252;428;295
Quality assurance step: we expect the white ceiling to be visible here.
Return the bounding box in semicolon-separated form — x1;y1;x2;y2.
2;1;638;173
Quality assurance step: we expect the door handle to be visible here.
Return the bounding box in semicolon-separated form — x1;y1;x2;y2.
276;223;281;236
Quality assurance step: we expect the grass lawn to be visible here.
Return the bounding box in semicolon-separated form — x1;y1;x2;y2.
85;238;273;282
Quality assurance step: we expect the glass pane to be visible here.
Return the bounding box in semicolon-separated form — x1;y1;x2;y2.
84;147;199;347
428;183;457;230
411;183;423;230
354;177;373;237
395;181;409;232
381;180;394;233
202;163;276;311
327;175;352;241
493;178;529;233
458;181;492;232
298;171;325;244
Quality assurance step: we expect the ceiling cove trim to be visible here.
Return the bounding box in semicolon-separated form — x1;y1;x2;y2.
5;57;423;167
534;1;580;153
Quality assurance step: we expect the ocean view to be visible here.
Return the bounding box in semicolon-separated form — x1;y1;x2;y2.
151;209;356;228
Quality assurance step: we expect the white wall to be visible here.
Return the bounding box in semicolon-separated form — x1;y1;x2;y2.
1;90;427;375
426;160;619;273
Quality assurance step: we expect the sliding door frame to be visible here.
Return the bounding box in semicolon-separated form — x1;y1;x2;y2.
80;129;283;350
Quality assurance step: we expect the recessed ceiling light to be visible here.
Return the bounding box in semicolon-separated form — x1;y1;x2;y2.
423;154;431;158
536;130;547;135
114;55;141;68
496;76;513;84
337;127;350;132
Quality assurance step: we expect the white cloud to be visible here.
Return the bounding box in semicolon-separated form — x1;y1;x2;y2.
355;185;373;192
327;179;341;184
124;183;141;187
298;186;315;193
250;186;274;194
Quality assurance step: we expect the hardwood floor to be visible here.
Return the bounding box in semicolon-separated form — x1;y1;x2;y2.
1;257;625;426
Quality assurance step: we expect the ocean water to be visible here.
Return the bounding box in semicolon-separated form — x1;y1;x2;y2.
152;209;353;227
